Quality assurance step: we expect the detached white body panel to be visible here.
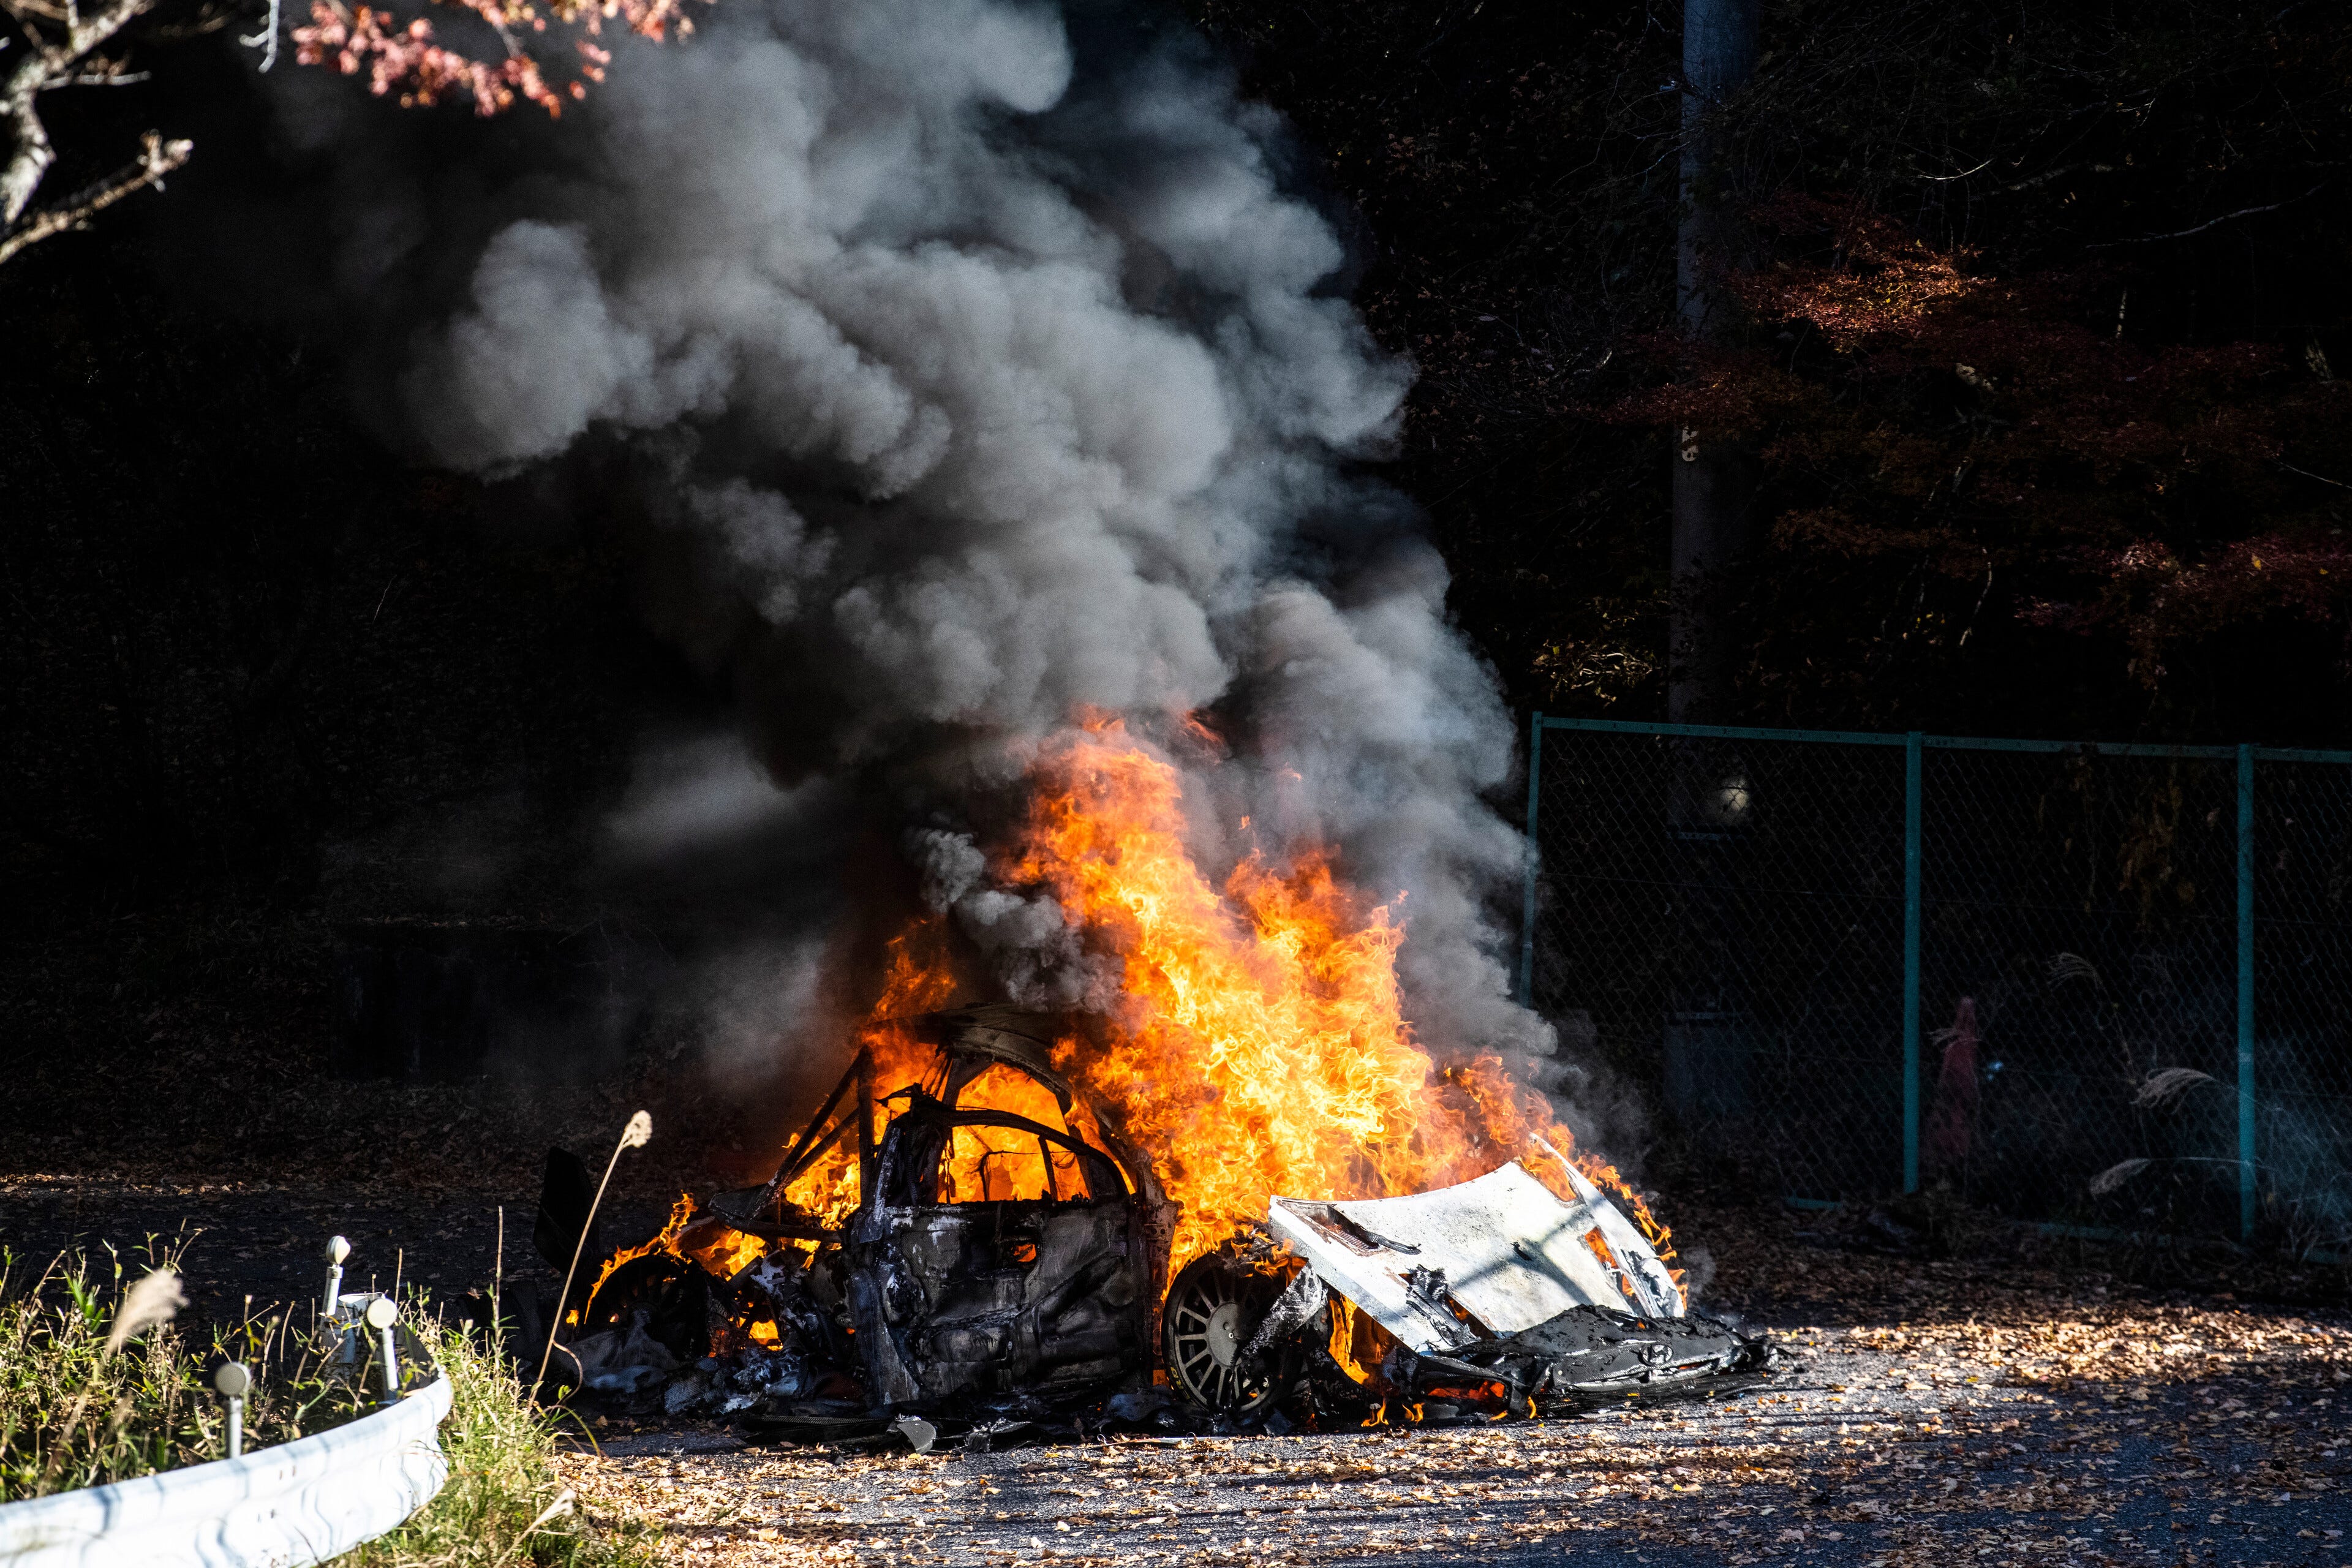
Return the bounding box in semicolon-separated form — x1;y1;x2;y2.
1267;1158;1685;1353
0;1372;451;1568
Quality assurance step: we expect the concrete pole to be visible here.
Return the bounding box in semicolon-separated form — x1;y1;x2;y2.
1670;0;1761;728
1662;0;1765;1129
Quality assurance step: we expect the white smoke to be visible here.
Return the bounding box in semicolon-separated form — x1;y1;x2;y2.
394;0;1548;1062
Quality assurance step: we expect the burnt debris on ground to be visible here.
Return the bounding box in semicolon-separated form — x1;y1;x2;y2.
521;1007;1773;1449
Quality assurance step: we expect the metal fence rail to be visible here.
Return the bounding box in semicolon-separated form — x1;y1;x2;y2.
1518;716;2352;1254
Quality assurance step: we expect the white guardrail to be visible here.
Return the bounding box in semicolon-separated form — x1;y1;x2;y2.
0;1370;452;1568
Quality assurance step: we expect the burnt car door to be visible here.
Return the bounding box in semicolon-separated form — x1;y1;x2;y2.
846;1092;1154;1409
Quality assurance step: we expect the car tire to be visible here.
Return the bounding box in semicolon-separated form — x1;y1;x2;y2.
1162;1254;1289;1414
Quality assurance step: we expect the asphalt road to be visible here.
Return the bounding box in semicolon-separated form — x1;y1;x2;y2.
564;1302;2351;1567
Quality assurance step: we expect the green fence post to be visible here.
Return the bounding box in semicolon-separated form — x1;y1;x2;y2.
1904;731;1922;1195
1520;712;1545;1007
2237;743;2256;1242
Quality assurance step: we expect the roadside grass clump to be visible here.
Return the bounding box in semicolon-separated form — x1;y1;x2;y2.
347;1314;660;1568
0;1246;657;1567
0;1243;360;1499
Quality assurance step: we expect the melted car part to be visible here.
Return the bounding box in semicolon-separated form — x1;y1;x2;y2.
1533;1136;1683;1317
848;1089;1166;1409
1257;1159;1770;1408
920;1005;1081;1115
1267;1161;1644;1352
533;1147;605;1299
1395;1303;1770;1406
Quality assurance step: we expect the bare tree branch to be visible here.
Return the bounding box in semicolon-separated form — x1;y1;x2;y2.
1;47;61;225
2088;182;2328;246
0;126;187;265
2;0;159;232
2279;459;2352;492
236;0;274;68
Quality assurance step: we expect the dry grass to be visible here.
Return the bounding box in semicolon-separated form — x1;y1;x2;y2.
0;1243;366;1499
0;1248;657;1566
347;1314;660;1568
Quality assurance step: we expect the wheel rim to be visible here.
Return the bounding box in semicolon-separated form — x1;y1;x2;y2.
1166;1259;1276;1412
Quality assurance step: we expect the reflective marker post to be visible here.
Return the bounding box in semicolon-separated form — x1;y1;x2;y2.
213;1363;251;1460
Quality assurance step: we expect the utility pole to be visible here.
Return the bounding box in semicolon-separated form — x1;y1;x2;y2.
1670;0;1760;726
1663;0;1761;1129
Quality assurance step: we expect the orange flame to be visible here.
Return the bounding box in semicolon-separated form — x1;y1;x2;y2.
768;719;1677;1295
774;926;956;1227
576;1191;778;1327
574;1191;696;1325
1008;723;1677;1276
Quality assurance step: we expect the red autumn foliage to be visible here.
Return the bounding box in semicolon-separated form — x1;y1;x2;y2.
1730;195;1978;353
2024;535;2352;682
1605;192;2352;689
293;0;701;115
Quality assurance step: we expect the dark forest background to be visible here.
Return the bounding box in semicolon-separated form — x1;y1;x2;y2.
5;0;2350;1185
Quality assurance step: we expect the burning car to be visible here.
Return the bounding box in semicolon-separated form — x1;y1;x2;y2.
537;1005;1770;1439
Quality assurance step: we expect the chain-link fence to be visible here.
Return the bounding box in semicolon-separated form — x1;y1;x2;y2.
1519;718;2352;1256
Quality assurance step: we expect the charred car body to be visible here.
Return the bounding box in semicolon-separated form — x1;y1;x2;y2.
538;1006;1771;1438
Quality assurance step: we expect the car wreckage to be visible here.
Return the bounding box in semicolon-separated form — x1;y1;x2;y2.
534;1006;1772;1441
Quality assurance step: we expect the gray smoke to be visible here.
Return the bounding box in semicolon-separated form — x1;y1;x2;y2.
393;0;1551;1066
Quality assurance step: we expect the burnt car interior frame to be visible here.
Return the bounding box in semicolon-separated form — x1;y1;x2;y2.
541;1005;1771;1433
